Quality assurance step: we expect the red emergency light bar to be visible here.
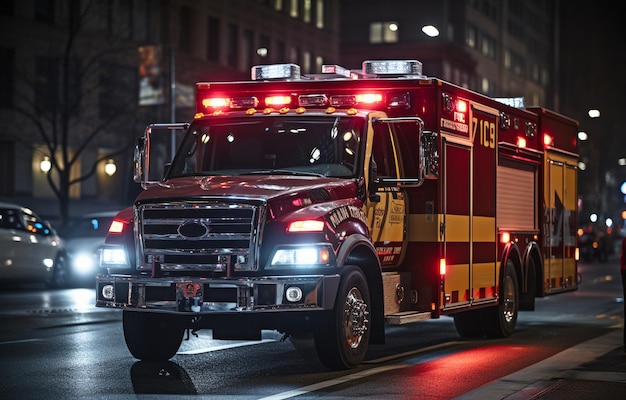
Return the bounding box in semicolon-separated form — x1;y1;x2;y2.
198;91;395;114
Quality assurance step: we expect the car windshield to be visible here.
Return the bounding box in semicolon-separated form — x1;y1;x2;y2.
59;216;114;239
167;115;365;178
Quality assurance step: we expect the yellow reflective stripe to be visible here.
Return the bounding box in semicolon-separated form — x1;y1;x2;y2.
407;214;496;243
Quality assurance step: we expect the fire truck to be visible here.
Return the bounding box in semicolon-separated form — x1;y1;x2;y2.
96;60;579;370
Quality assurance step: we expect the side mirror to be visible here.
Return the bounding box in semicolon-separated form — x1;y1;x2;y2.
133;137;145;184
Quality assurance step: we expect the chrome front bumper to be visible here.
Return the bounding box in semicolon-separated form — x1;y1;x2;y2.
95;274;340;314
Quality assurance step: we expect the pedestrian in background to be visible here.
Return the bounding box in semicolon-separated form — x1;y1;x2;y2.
621;236;626;355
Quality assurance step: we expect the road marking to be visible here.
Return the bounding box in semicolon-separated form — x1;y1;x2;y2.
176;338;278;354
258;341;460;400
258;364;408;400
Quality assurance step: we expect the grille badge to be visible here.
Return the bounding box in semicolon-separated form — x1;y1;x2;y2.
178;220;209;239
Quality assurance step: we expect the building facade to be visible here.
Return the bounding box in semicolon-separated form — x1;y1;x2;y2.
0;0;339;222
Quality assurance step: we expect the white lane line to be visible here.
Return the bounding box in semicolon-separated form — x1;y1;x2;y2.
177;338;278;354
258;364;408;400
259;341;460;400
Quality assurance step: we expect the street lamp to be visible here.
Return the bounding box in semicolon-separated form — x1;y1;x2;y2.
40;156;51;173
421;25;439;37
104;159;117;176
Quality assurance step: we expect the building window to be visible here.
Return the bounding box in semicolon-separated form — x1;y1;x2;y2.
0;47;13;108
315;0;324;29
481;77;493;95
466;25;476;48
506;49;524;76
243;29;254;70
289;0;298;18
227;23;239;68
302;51;311;73
35;56;59;112
303;0;311;23
480;34;496;59
541;68;549;86
274;0;283;11
207;16;220;62
179;7;191;53
369;22;399;44
276;41;286;62
290;46;299;64
315;55;323;73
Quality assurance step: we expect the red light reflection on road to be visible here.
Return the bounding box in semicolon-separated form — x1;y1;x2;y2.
402;344;545;398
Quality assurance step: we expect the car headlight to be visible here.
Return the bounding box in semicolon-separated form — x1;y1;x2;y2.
100;245;129;268
268;244;334;269
71;252;97;274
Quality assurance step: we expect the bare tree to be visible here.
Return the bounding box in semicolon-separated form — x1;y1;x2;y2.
10;1;151;227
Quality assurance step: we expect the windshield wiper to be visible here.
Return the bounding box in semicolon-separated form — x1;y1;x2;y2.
245;169;325;177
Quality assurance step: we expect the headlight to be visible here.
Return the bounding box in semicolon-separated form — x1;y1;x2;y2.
268;244;333;269
100;245;129;268
71;252;97;274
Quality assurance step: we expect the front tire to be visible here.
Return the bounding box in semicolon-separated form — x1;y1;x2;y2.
481;260;519;338
123;311;186;361
49;253;69;288
313;266;371;369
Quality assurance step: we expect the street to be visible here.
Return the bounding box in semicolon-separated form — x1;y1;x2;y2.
0;259;623;399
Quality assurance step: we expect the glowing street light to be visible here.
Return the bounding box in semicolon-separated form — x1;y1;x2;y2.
40;156;51;173
105;159;117;176
588;109;600;118
421;25;439;37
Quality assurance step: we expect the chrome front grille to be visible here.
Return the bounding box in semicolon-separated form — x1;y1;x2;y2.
137;201;262;273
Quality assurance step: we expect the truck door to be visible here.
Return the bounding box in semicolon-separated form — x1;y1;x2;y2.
364;112;407;269
544;152;578;293
441;104;499;308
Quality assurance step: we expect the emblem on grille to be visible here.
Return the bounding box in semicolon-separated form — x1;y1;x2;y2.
178;220;209;239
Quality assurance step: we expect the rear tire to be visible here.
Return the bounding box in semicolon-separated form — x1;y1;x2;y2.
123;311;186;361
519;257;537;311
481;261;518;338
313;266;371;369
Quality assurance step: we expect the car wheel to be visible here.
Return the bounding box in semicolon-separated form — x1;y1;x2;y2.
49;253;70;288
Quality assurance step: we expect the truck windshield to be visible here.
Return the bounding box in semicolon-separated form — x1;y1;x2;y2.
167;115;365;178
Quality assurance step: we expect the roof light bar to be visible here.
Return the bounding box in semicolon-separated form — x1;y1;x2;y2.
321;64;351;78
251;64;301;80
362;60;423;76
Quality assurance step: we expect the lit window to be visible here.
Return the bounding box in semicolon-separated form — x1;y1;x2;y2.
315;0;324;29
369;22;399;44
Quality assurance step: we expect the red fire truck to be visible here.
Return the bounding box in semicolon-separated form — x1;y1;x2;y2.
96;60;579;370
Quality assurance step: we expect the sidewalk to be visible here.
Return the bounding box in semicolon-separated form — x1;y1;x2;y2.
456;328;626;399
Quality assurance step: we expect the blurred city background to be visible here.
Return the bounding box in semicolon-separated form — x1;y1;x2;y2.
0;0;624;240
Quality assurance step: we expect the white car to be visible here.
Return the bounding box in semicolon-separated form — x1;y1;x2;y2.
59;211;119;286
0;202;68;288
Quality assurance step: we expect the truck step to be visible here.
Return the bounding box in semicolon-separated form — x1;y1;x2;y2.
385;311;432;325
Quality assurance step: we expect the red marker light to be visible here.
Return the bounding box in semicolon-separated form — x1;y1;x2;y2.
202;98;229;108
543;133;554;146
355;93;382;103
265;96;292;106
517;137;527;148
108;220;127;234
